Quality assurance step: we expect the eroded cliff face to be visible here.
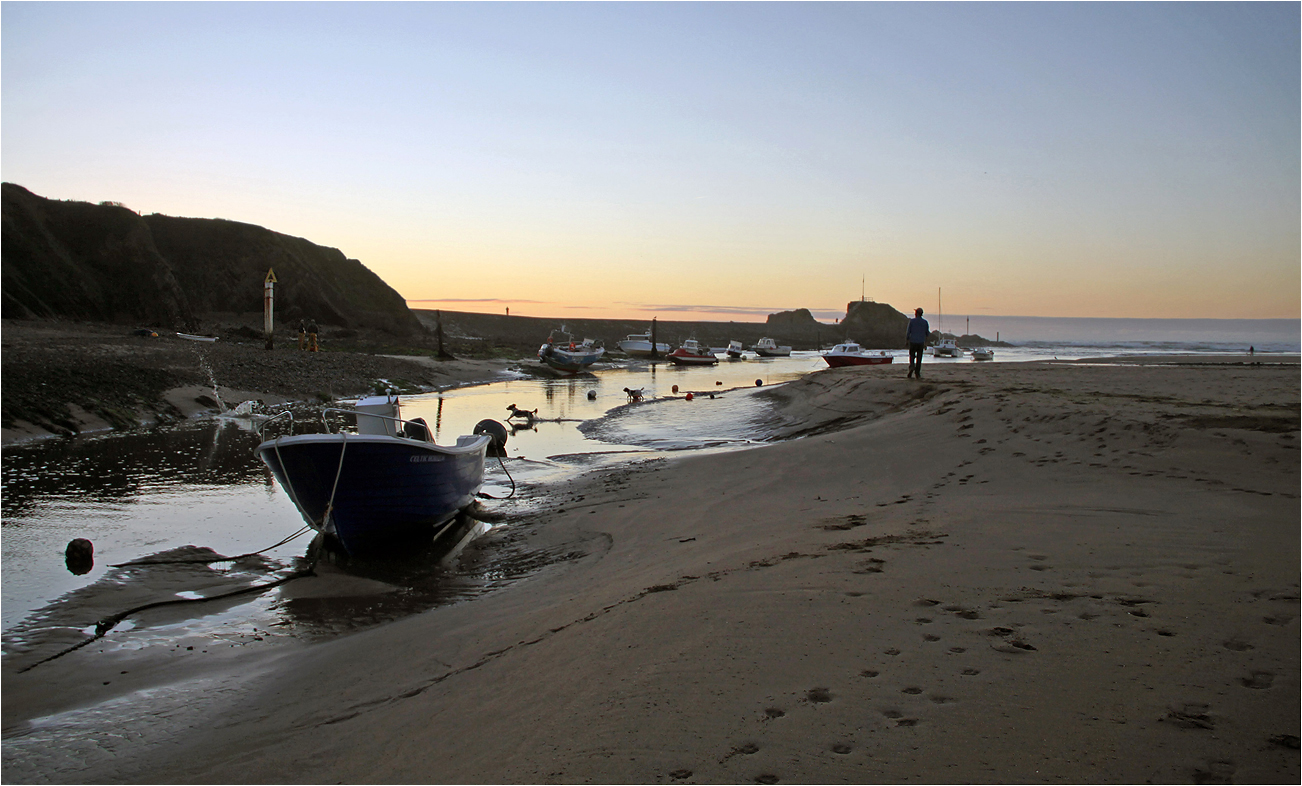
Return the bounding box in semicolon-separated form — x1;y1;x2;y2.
2;183;194;327
2;183;421;334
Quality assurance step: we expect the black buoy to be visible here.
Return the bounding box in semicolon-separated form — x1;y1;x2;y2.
587;390;596;400
65;538;94;575
474;419;509;457
755;379;763;387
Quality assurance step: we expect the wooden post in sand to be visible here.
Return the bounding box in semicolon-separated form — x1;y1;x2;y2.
263;268;277;350
650;317;660;359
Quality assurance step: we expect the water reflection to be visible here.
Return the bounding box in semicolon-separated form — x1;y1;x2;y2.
2;419;270;519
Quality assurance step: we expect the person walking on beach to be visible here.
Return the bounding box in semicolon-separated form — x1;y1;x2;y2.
307;319;319;352
297;319;307;351
907;307;929;379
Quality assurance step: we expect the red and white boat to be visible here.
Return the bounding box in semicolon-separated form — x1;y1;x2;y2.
667;338;719;366
822;342;894;368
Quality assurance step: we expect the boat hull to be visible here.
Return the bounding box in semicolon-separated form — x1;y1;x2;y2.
618;340;671;358
823;355;894;368
753;348;791;357
257;433;489;554
539;346;604;374
667;352;718;366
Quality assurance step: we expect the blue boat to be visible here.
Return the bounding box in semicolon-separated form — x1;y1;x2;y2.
538;328;605;374
256;394;490;554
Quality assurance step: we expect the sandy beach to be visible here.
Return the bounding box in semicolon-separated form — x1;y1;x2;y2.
2;356;1298;784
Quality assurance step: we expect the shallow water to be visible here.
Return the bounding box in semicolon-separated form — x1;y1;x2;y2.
0;354;822;647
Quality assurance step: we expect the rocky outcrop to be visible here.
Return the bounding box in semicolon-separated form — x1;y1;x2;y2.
840;300;911;348
2;183;422;334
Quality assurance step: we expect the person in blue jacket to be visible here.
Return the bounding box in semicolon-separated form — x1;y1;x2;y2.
906;307;929;379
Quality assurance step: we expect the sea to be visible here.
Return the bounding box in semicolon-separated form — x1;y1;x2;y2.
3;323;1297;653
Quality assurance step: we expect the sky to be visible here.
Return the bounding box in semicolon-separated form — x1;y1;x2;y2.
3;2;1298;324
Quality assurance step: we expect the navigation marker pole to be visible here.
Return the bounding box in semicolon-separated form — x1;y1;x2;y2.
264;268;277;350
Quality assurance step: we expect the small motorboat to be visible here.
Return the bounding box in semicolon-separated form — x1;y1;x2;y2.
667;338;719;366
929;338;962;358
617;328;671;358
970;347;995;361
539;329;605;374
822;342;894;368
751;337;792;357
256;394;491;554
725;340;745;359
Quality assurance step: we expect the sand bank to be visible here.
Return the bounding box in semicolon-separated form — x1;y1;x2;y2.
2;359;1298;783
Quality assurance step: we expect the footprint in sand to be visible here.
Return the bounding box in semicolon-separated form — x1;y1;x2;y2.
755;775;780;784
882;709;903;719
830;743;853;755
859;670;879;678
1192;759;1236;784
1239;671;1274;689
962;668;981;676
806;688;833;704
901;687;923;695
669;769;693;780
1164;703;1215;730
1223;638;1254;651
764;707;786;719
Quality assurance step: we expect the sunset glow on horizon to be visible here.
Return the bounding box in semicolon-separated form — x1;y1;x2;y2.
3;3;1298;322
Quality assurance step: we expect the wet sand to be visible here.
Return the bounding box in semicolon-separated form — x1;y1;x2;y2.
3;357;1298;783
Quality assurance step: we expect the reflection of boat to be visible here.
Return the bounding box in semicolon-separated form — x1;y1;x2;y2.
725;340;745;359
617;328;671;358
256;394;490;555
822;342;894;367
538;329;605;374
177;333;218;342
929;338;962;357
667;338;719;366
751;337;792;357
970;347;995;361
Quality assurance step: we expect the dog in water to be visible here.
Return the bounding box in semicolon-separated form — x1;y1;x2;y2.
622;387;645;402
506;403;537;421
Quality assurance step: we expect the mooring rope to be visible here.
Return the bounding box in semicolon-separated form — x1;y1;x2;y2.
17;559;319;673
477;454;517;500
109;525;314;568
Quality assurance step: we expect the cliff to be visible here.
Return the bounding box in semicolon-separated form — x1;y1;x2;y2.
2;183;422;334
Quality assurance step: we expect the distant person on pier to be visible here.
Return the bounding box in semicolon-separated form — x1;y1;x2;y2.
307;319;319;352
906;307;929;379
297;319;307;351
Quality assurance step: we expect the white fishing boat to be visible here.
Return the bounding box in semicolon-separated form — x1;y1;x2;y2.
970;347;995;361
617;328;671;358
751;337;791;357
725;340;745;359
822;342;894;367
929;337;962;357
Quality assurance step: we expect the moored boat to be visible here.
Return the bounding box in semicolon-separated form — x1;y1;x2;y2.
667;338;719;366
822;342;894;367
929;337;962;357
751;337;792;357
256;394;491;554
970;347;995;361
539;329;605;374
617;328;671;358
725;340;745;359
